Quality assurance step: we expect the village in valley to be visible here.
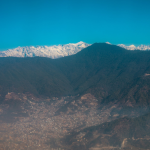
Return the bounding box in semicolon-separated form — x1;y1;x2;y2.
0;92;122;150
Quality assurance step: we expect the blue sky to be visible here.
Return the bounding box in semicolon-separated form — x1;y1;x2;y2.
0;0;150;50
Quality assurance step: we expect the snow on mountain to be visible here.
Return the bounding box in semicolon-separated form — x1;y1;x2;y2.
117;44;150;50
105;42;112;45
0;41;91;59
105;42;150;50
1;42;150;59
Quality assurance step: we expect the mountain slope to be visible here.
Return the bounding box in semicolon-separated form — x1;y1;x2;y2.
63;112;150;150
1;43;150;106
1;43;150;150
54;43;150;105
0;57;72;99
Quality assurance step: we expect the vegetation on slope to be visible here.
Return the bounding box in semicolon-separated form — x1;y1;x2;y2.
0;43;150;106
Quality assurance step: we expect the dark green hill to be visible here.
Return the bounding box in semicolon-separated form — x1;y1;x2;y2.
0;43;150;106
0;57;72;99
55;43;150;105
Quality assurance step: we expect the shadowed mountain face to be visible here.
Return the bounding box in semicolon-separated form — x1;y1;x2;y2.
1;43;150;106
0;43;150;149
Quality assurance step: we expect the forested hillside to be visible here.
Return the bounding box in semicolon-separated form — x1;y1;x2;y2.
1;43;150;106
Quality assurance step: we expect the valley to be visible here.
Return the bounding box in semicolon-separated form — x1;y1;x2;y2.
0;92;150;150
0;43;150;149
0;92;119;150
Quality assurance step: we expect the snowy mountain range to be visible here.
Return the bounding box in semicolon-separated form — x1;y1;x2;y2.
106;42;150;50
117;44;150;50
0;41;150;58
0;41;91;59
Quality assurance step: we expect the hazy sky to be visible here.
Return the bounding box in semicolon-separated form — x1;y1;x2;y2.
0;0;150;50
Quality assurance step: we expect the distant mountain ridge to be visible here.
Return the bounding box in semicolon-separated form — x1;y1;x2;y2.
1;42;150;58
0;41;91;59
118;44;150;50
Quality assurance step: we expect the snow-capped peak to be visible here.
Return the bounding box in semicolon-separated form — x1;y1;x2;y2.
0;42;91;59
105;42;111;45
117;44;150;50
105;42;150;50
